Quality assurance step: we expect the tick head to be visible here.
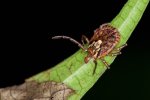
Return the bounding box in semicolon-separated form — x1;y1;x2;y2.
84;55;91;63
84;40;102;63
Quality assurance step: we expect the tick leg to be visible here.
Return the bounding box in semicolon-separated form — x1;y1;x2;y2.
116;43;127;51
52;35;87;51
107;51;122;56
100;58;110;69
108;43;127;56
93;60;97;75
81;35;89;45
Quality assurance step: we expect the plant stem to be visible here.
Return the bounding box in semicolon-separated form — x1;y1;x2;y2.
27;0;149;100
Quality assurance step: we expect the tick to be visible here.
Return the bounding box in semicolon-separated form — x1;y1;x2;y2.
52;23;127;74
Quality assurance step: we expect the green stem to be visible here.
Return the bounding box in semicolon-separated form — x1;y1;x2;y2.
27;0;149;100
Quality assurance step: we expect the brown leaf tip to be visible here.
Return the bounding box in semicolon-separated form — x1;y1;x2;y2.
0;81;74;100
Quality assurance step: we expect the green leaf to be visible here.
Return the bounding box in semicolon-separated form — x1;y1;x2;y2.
27;0;149;100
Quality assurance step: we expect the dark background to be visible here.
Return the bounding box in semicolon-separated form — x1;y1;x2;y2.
1;0;150;100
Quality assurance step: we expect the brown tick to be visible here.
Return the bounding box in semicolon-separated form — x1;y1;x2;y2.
52;23;127;74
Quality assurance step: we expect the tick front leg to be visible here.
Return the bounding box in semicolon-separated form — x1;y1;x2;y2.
81;35;89;45
52;35;87;51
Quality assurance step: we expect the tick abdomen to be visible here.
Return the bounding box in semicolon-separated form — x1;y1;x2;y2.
90;24;120;58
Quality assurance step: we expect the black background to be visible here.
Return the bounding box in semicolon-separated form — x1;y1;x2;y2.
1;0;150;100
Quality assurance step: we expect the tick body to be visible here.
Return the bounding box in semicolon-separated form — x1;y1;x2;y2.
84;24;120;63
52;23;127;74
